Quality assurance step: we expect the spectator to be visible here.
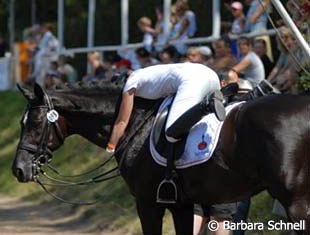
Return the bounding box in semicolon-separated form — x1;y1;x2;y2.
32;23;59;86
84;51;107;81
159;45;179;64
44;60;66;89
267;27;299;94
227;37;265;89
253;38;274;77
193;203;236;235
137;16;155;53
154;6;169;53
186;46;213;66
168;0;191;55
244;0;273;61
181;0;197;37
209;36;238;73
228;1;245;58
58;55;77;84
135;47;158;68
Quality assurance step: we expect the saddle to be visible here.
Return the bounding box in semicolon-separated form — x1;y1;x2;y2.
152;82;239;161
154;84;239;203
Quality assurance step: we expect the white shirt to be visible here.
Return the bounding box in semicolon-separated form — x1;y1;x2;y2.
123;63;219;99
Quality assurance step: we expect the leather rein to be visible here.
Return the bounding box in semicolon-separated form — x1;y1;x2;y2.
19;91;157;205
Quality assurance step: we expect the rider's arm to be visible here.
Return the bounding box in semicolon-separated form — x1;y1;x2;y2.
106;88;135;152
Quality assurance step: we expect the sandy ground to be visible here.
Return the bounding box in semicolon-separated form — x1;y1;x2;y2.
0;195;120;235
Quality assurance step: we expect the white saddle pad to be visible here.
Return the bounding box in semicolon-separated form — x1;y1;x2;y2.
149;97;244;169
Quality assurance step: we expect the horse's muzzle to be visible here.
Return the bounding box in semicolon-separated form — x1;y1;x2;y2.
12;150;34;182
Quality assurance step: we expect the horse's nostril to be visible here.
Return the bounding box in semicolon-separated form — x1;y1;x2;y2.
15;168;25;182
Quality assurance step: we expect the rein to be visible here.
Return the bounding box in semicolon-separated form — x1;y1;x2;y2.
21;90;159;205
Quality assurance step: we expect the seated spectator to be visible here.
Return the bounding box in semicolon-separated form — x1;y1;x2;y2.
137;16;155;53
44;60;66;89
135;47;158;68
267;27;299;94
208;36;238;73
227;37;265;88
158;45;179;64
58;55;77;84
186;46;213;66
84;51;107;81
253;39;274;77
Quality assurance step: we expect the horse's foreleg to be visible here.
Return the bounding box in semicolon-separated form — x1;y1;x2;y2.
168;203;194;235
136;199;166;235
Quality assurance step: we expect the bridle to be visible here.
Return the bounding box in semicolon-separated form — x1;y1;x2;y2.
18;92;65;178
18;90;158;205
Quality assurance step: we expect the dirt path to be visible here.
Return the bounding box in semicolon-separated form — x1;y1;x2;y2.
0;195;118;235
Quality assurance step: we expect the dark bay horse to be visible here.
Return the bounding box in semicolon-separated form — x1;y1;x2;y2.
12;82;310;234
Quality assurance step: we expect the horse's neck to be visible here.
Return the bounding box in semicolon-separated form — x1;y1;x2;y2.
52;89;120;148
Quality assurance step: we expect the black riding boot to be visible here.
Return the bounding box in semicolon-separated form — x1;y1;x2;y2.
234;80;280;102
166;90;226;141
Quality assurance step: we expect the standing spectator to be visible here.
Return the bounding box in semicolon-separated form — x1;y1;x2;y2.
228;1;245;58
182;0;197;38
244;0;273;61
137;16;155;53
154;6;169;53
227;37;265;88
209;36;238;73
32;23;59;86
253;38;274;77
168;0;191;55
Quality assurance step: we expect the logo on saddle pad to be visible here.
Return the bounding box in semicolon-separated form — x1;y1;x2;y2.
149;97;244;169
195;134;209;156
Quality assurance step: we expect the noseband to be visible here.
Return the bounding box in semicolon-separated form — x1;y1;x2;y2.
18;92;65;177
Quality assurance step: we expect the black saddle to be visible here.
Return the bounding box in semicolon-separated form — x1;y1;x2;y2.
151;101;186;161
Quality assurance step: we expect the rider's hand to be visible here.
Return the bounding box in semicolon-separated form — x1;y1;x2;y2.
106;143;115;153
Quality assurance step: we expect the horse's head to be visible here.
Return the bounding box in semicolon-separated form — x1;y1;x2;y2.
12;83;67;182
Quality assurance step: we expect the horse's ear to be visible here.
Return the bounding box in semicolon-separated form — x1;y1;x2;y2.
34;83;45;101
17;83;35;101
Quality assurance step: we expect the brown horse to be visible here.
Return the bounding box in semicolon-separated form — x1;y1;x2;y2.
12;82;310;234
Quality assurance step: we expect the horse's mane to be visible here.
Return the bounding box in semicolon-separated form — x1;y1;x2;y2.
45;79;159;115
45;80;124;115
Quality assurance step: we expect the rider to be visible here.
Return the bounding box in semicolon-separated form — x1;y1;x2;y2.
106;62;226;152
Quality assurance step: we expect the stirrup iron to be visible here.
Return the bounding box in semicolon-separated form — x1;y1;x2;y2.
156;178;177;204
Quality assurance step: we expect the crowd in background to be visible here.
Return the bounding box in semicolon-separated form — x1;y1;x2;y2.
7;0;309;95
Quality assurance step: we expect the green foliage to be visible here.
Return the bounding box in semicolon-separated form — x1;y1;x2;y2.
297;70;310;93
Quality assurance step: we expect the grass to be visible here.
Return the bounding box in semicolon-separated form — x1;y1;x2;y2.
0;90;284;234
